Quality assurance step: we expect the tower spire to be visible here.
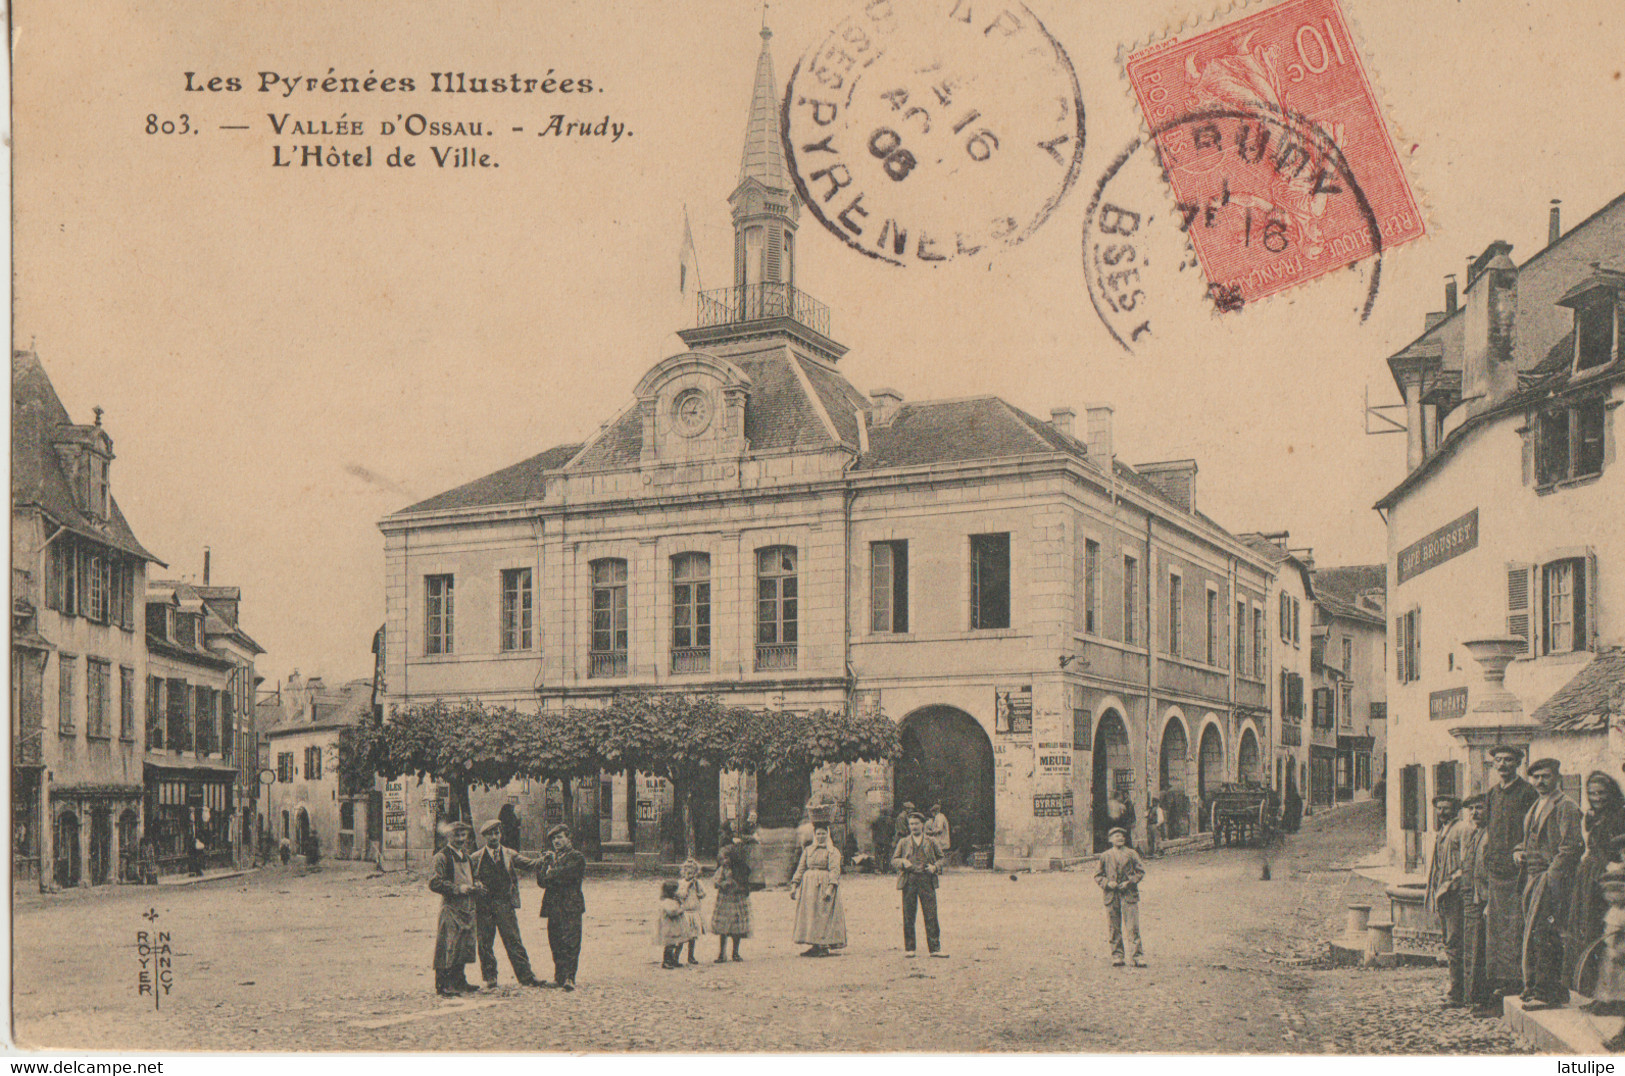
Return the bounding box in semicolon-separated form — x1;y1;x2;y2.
737;25;790;192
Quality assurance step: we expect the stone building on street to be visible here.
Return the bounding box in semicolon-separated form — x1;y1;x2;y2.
11;349;159;889
1311;563;1388;805
260;674;379;863
1378;194;1625;872
377;29;1282;873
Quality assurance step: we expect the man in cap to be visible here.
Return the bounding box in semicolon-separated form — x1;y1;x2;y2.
1424;794;1467;1006
1094;826;1147;967
1514;758;1585;1009
472;818;543;988
1483;744;1538;999
892;811;947;958
537;823;586;990
429;821;480;997
1458;795;1497;1016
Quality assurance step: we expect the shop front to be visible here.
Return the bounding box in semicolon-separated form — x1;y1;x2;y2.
145;767;236;874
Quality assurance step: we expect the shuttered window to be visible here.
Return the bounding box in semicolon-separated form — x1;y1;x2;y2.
1542;557;1591;655
1507;562;1534;654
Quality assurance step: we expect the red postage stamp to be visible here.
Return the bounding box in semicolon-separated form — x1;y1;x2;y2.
1123;0;1424;306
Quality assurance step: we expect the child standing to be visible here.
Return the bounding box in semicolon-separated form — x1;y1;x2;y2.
1094;826;1147;967
711;839;752;962
676;857;707;965
653;879;693;969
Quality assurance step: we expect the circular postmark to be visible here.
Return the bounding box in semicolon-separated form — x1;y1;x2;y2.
784;1;1085;267
1084;106;1386;354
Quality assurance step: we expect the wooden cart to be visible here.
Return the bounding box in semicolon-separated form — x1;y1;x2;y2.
1207;784;1277;848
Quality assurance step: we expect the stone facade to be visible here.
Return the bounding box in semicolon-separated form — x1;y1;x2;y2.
375;32;1280;871
261;675;376;862
1377;195;1625;872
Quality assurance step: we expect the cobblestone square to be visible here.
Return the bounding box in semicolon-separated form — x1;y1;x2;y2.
13;802;1530;1054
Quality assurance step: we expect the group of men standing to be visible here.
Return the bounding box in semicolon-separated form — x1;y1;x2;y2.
1426;747;1585;1014
430;819;586;997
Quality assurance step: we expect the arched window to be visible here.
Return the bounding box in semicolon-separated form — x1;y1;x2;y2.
755;546;798;671
671;553;711;674
590;558;629;678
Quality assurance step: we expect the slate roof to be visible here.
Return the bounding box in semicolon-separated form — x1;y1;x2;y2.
399;442;583;514
261;678;376;736
737;30;791;191
857;396;1065;469
151;578;265;655
1531;648;1625;733
390;360;1257;558
12;350;161;564
1313;564;1386;623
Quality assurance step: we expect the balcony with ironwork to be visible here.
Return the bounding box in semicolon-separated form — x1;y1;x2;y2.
754;644;798;672
696;282;830;338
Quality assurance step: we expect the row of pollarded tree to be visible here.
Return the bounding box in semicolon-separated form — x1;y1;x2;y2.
347;693;900;853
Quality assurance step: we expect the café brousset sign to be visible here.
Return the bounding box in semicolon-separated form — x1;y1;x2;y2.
1397;508;1479;585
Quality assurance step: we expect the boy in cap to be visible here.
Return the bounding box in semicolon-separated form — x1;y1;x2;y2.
472;817;544;988
1094;826;1146;967
1484;744;1538;999
429;822;480;997
1424;794;1466;1006
1514;758;1584;1009
538;823;587;990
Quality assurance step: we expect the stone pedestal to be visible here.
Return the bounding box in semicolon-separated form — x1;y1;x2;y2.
1346;903;1372;935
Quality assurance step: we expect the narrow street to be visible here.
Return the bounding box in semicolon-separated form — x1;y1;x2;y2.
14;801;1528;1054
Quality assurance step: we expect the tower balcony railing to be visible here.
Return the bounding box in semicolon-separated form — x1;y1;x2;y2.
696;282;830;338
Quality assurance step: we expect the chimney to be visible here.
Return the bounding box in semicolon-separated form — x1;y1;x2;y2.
869;387;903;428
1084;404;1114;464
1049;406;1076;439
202;546;211;586
1132;459;1198;512
1548;198;1562;247
1444;274;1457;315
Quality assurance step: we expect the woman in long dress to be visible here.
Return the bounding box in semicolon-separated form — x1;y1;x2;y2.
790;824;847;956
1566;772;1625;988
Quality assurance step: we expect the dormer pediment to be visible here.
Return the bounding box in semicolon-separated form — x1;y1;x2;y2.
633;351;751;464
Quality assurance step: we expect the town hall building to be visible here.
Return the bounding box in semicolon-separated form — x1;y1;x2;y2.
377;29;1280;872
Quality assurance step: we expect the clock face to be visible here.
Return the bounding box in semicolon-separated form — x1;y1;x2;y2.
673;389;712;436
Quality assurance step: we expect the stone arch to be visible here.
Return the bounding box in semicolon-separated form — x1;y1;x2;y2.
1196;717;1227;832
54;809;81;889
1091;708;1134;852
1157;711;1192;838
896;705;995;858
1237;722;1263;785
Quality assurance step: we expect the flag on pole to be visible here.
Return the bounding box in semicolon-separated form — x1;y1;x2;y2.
679;206;702;299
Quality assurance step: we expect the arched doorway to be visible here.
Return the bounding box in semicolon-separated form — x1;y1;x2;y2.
1197;723;1225;832
54;810;81;889
1092;709;1133;852
896;706;994;860
295;807;311;852
88;809;112;886
1238;728;1261;785
1157;718;1189;838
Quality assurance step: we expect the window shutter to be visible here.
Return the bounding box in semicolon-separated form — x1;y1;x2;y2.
1581;552;1597;652
1506;562;1534;655
1394;617;1407;683
1411;610;1420;682
765;230;782;283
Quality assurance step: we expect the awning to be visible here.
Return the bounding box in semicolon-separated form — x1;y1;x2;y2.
1531;648;1624;733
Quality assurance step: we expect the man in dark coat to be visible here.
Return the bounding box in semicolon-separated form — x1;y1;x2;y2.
1460;795;1497;1017
892;812;947;958
538;822;586;991
429;822;480;997
1484;744;1539;998
1515;758;1586;1009
473;818;543;988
